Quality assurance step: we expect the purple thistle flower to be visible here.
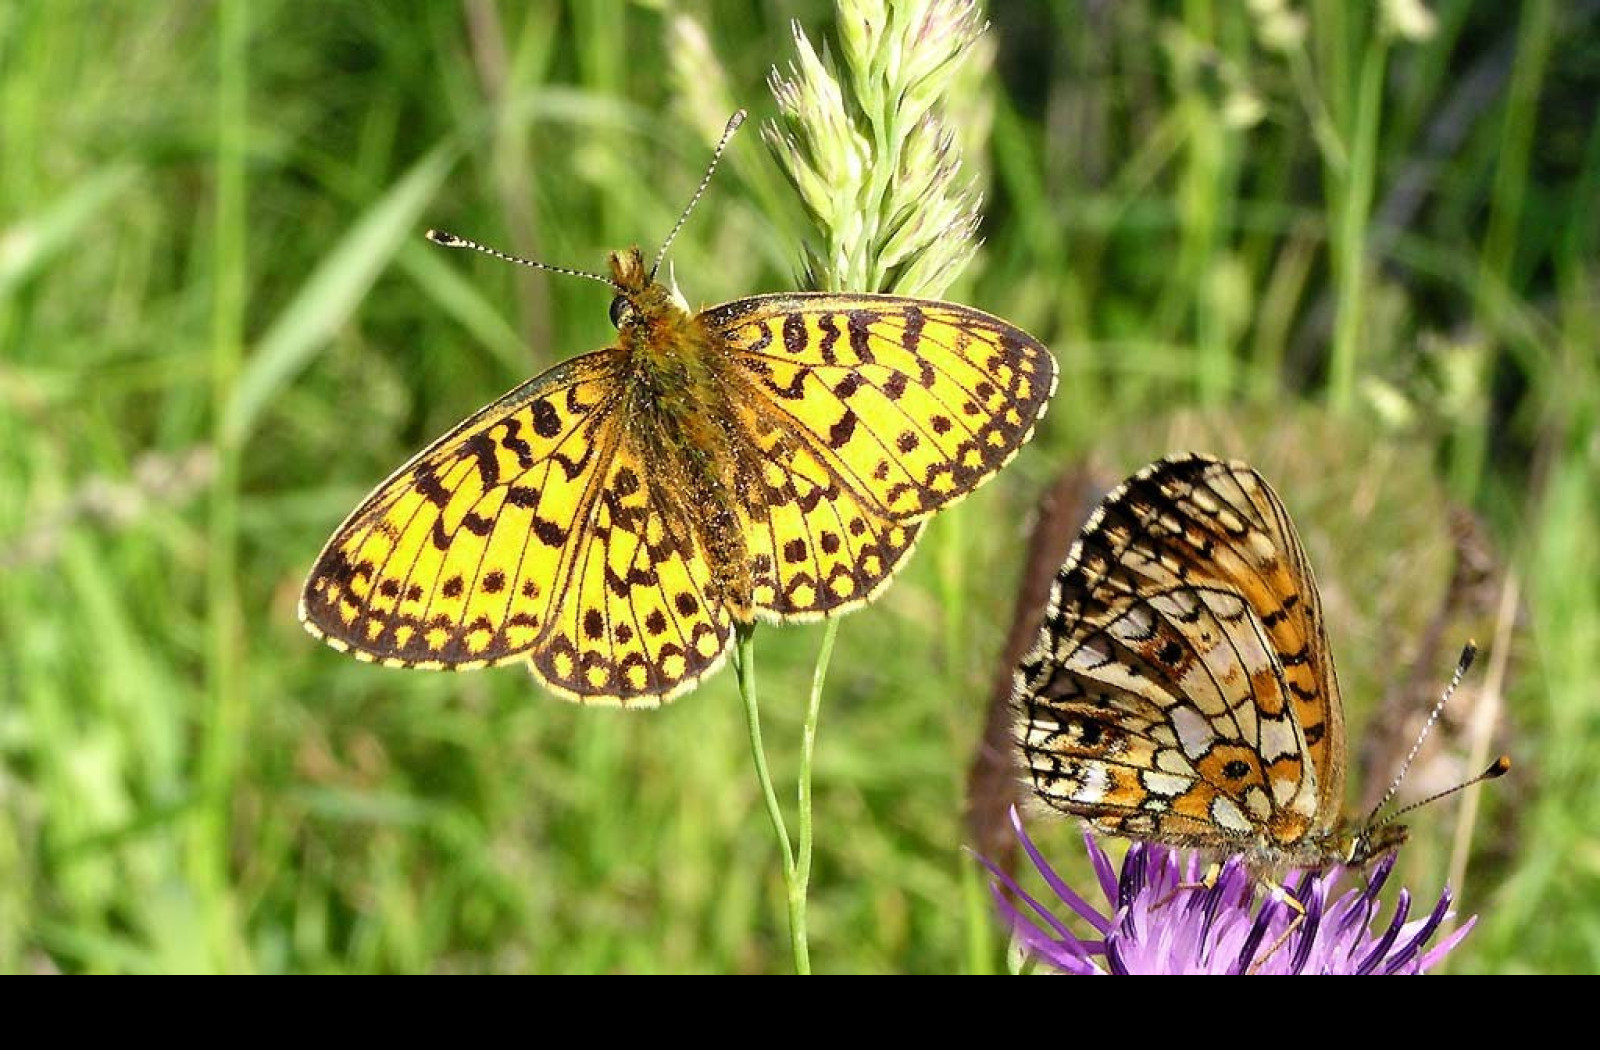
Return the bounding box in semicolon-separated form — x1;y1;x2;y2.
982;808;1476;975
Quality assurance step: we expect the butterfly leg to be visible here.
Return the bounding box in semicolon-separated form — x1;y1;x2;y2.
1158;866;1310;972
1245;880;1307;974
1151;860;1224;911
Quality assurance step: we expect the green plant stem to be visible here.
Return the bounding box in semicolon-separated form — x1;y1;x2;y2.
1460;0;1552;498
196;0;250;971
735;624;810;974
796;619;838;927
1327;28;1387;415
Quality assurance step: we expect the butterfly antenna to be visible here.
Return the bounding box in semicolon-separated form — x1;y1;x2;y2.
1362;642;1511;830
1372;756;1512;834
425;229;621;290
649;109;746;282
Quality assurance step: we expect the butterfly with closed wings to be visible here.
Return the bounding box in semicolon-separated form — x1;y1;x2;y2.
1013;453;1507;886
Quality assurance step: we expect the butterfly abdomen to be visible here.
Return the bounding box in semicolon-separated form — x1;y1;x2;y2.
613;309;761;624
305;236;1057;702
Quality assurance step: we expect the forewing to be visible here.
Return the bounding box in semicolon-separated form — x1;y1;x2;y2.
707;294;1057;523
1012;454;1345;849
300;350;622;672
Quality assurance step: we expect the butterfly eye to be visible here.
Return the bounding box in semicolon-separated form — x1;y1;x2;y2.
609;295;634;329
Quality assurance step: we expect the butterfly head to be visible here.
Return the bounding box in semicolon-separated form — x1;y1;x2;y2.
605;246;680;329
608;246;650;296
607;247;651;331
1340;820;1410;868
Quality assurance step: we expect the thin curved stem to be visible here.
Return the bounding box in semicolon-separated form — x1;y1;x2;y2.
735;624;809;974
794;618;838;939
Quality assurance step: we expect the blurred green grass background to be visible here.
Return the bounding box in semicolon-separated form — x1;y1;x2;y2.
2;0;1594;973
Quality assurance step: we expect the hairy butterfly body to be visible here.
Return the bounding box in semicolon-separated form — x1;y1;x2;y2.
1013;454;1408;876
301;234;1056;704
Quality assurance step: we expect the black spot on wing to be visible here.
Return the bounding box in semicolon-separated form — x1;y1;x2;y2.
846;310;879;362
900;304;924;355
464;432;499;487
816;312;841;364
500;418;534;468
531;398;562;438
829;409;858;448
783;313;807;355
506;485;541;508
416;467;451;507
533;517;568;547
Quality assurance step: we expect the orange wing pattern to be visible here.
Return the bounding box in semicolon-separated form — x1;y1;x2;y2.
528;438;734;702
301;350;624;670
1013;454;1346;854
303;285;1057;704
711;293;1055;620
713;294;1056;523
302;349;728;704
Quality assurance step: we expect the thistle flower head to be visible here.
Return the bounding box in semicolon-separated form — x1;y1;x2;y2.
983;809;1477;975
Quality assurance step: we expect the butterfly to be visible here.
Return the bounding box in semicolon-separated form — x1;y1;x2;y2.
300;124;1057;706
1013;453;1412;877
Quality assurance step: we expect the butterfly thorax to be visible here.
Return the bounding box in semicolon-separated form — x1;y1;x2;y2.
1243;819;1409;878
300;216;1058;702
609;248;718;382
607;247;757;619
